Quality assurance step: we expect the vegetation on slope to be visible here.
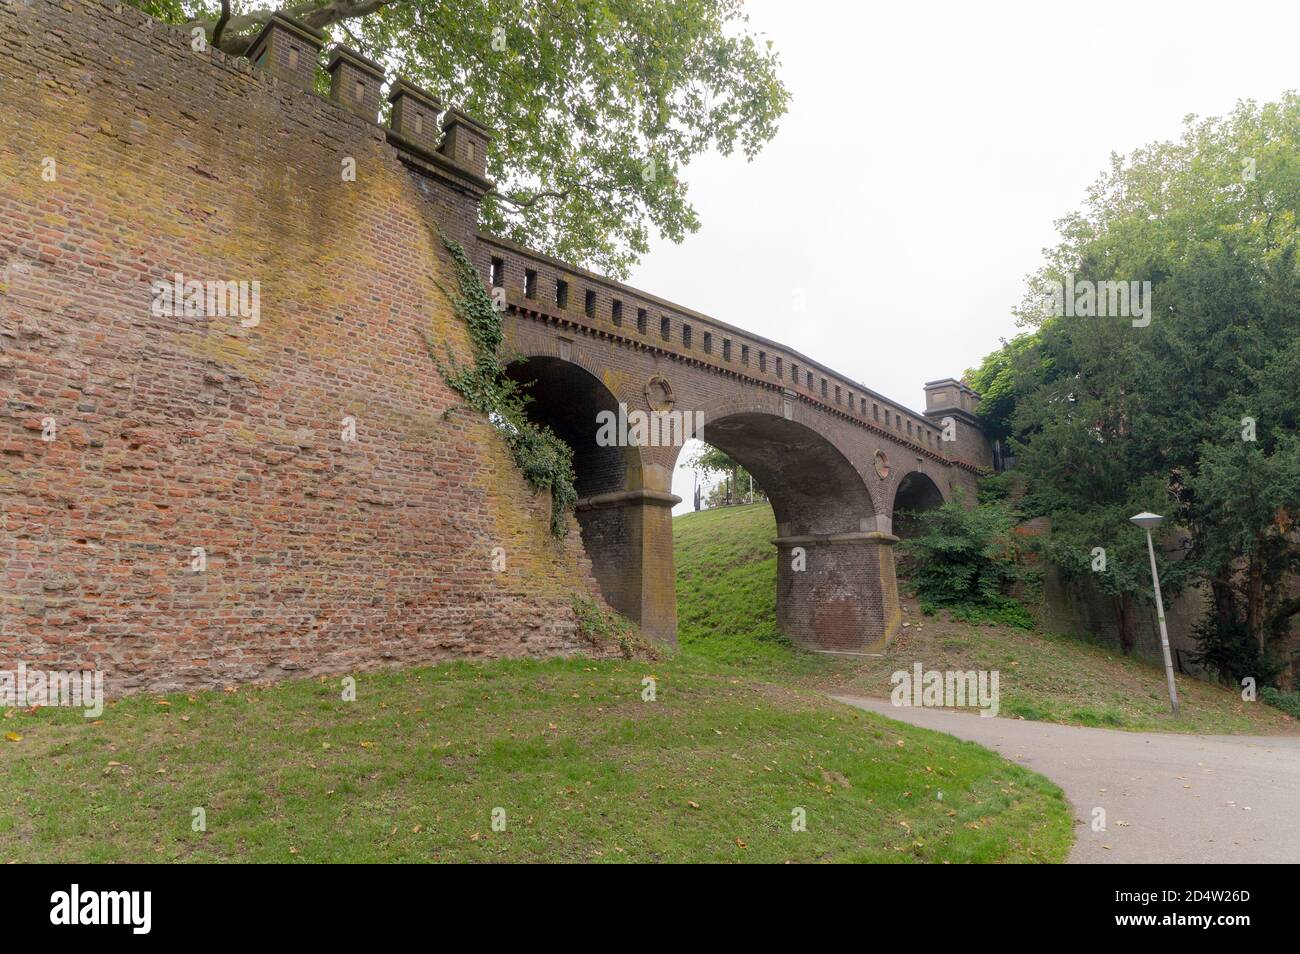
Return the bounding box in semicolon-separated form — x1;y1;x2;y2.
967;93;1300;681
673;503;1297;735
673;501;819;674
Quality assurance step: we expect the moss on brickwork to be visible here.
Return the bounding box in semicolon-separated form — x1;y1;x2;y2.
571;594;662;660
0;0;618;694
428;231;578;537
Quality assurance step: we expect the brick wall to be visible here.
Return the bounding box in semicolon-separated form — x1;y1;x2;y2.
0;0;610;694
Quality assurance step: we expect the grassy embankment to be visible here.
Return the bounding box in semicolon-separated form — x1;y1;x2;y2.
674;502;1297;736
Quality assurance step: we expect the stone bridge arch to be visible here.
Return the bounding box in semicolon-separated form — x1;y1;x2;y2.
504;352;680;642
501;352;911;653
673;393;903;654
889;469;948;539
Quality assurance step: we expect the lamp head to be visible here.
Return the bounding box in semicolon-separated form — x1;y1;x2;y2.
1130;512;1164;531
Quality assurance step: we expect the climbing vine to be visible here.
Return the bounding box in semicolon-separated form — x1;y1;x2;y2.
425;230;577;537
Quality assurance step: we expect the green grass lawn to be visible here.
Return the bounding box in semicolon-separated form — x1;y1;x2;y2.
674;499;828;675
674;502;1298;736
0;657;1070;863
6;499;1289;863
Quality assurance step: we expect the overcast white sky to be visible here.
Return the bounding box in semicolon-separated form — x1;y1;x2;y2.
650;0;1299;512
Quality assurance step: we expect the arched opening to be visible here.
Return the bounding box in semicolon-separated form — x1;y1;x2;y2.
505;356;630;500
505;357;646;624
500;364;904;654
673;411;897;654
891;471;945;539
700;413;874;538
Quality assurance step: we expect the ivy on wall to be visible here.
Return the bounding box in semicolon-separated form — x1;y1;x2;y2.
425;231;578;537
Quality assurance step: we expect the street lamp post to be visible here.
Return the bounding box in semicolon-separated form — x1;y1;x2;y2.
1131;512;1179;715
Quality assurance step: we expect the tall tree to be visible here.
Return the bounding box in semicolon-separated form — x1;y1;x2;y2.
988;93;1300;675
139;0;789;278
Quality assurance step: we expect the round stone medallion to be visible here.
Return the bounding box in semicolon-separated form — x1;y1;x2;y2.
645;375;675;413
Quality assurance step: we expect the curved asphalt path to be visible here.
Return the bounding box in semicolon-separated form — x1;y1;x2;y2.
832;695;1300;864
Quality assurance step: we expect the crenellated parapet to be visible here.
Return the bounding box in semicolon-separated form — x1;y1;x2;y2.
240;11;493;254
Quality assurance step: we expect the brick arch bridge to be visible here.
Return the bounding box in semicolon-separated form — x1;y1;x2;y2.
495;259;991;653
501;310;987;655
222;11;994;655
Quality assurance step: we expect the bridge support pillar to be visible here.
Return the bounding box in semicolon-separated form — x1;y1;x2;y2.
773;531;902;654
575;489;681;645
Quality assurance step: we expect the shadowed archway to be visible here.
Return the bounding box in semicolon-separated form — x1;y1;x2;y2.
505;356;632;500
891;471;945;540
505;357;678;640
691;411;899;654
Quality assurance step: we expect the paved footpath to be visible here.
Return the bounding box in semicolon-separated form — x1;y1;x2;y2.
832;695;1300;864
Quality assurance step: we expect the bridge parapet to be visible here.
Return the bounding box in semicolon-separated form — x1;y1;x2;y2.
476;233;990;475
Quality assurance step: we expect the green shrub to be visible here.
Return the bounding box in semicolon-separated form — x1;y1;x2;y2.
949;596;1036;630
1190;611;1286;687
1261;686;1300;719
897;497;1024;607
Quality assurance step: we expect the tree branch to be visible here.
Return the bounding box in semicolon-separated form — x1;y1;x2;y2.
189;0;402;57
210;0;231;50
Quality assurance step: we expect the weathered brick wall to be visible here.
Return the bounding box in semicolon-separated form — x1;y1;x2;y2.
776;536;900;654
0;0;609;694
0;0;998;673
1036;566;1210;676
1014;518;1211;677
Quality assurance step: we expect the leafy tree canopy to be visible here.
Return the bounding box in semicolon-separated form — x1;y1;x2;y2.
964;330;1043;443
681;443;764;502
975;92;1300;666
136;0;789;278
682;442;739;478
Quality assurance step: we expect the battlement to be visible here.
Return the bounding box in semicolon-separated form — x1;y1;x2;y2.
239;10;494;206
923;378;982;422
